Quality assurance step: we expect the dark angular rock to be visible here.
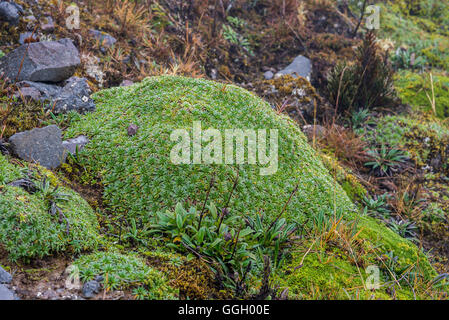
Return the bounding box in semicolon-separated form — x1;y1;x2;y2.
0;1;23;25
82;280;100;299
0;266;12;284
63;135;89;155
9;125;65;169
0;39;80;83
17;80;61;98
275;55;312;81
89;29;117;48
52;77;95;113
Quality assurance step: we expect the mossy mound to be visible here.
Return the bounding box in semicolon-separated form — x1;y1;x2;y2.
0;154;100;261
72;251;176;299
66;75;354;224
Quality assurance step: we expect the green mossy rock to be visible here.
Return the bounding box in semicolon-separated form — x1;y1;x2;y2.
0;154;100;261
66;75;354;223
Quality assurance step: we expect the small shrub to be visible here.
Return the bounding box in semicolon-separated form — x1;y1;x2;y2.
327;31;395;115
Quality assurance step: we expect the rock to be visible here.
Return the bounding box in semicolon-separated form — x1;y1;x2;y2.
264;71;274;80
13;86;42;100
302;125;327;141
0;1;23;25
89;29;117;48
82;280;101;299
41;16;55;32
17;77;95;114
19;32;39;45
52;77;95;113
63;135;89;155
9;125;66;169
0;284;16;300
275;55;312;81
0;39;80;83
0;266;12;284
120;79;134;87
17;81;61;98
127;124;139;136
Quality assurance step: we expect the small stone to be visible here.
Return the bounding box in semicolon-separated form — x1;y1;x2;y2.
62;135;89;155
89;29;117;48
0;266;12;284
275;55;312;81
19;32;39;45
302;125;327;141
263;71;274;80
41;16;55;32
120;80;134;87
127;124;139;136
82;280;101;299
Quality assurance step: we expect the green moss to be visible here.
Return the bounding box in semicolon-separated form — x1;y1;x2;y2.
73;251;176;299
394;71;449;118
278;216;438;300
0;154;100;262
319;153;367;204
66;75;354;225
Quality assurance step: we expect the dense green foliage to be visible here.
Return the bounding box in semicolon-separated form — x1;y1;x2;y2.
66;75;354;225
72;251;176;299
0;154;100;261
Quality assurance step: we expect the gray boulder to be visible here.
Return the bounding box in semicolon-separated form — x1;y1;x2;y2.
0;284;16;300
275;55;312;81
9;125;66;169
0;266;12;284
0;39;80;83
0;1;23;25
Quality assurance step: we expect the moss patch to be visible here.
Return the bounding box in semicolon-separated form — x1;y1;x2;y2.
0;154;100;262
394;71;449;118
73;251;176;299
